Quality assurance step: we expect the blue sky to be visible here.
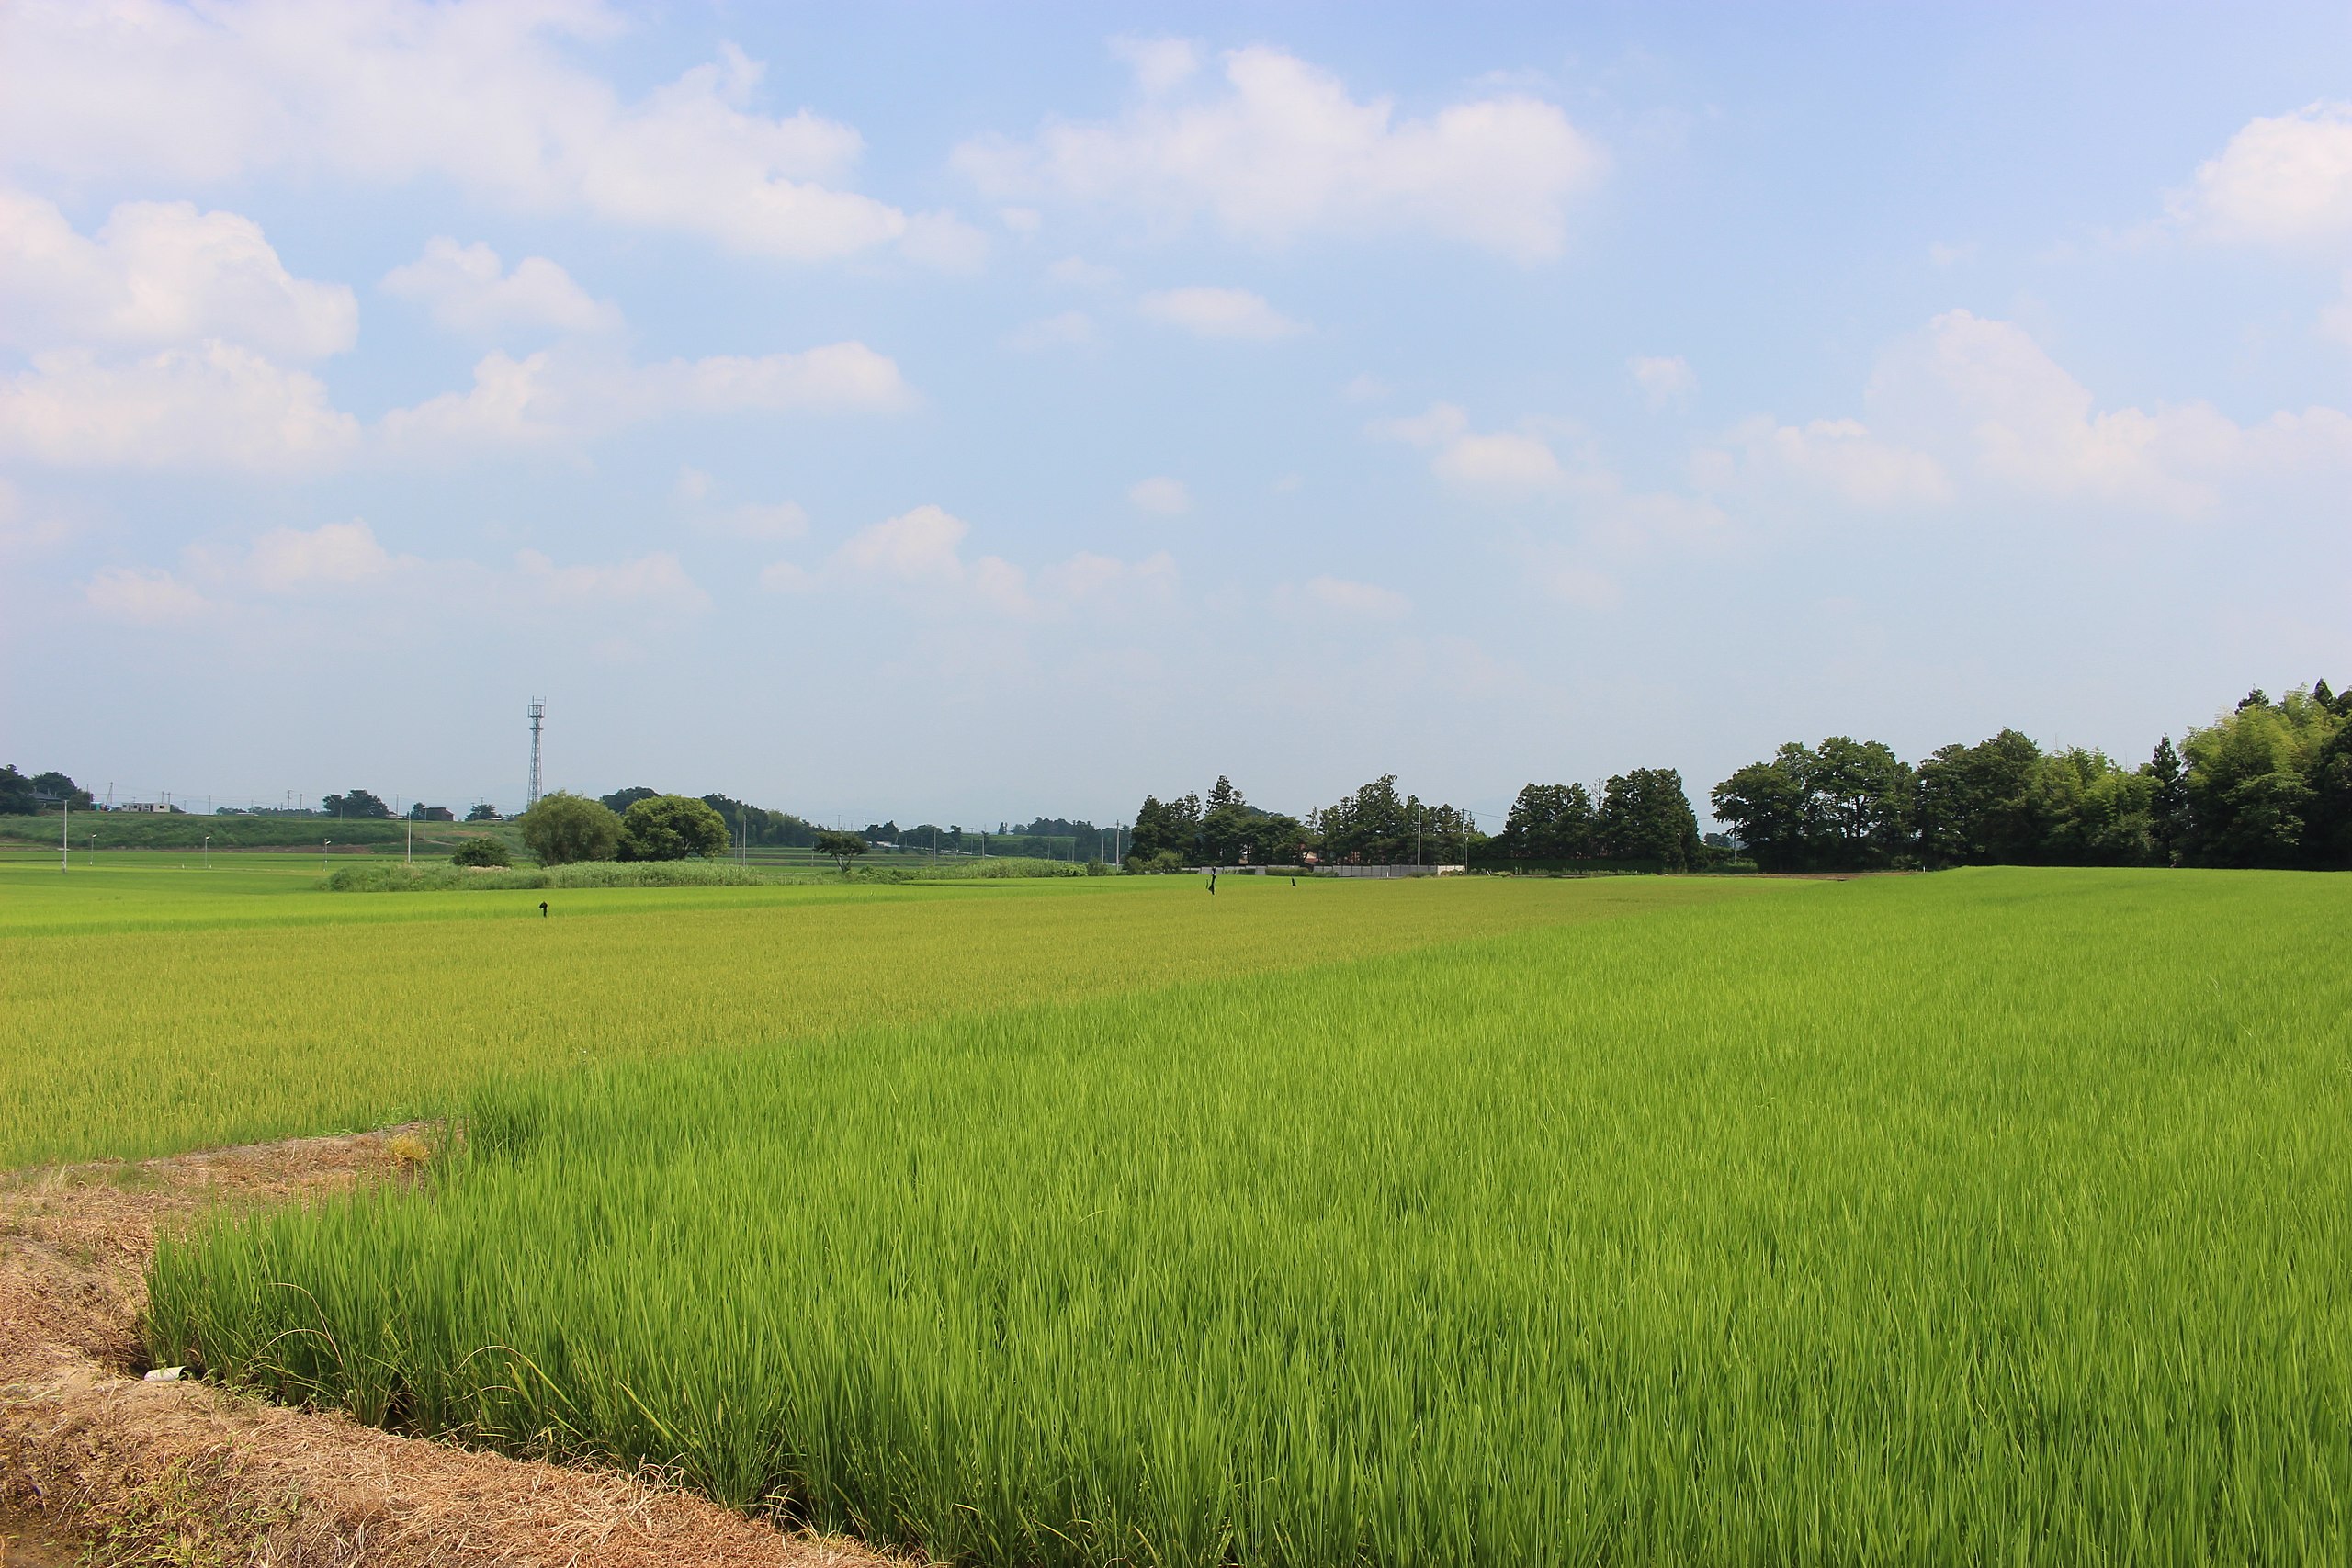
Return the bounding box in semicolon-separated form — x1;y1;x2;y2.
3;2;2348;829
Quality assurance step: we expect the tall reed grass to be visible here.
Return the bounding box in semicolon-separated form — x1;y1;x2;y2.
148;870;2352;1564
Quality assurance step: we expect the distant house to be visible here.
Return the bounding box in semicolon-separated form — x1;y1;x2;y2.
121;801;170;814
414;806;456;822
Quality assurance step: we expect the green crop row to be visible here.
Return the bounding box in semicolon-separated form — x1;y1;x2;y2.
146;870;2352;1564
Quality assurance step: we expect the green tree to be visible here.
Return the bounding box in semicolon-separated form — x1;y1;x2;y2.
518;792;622;866
1495;783;1595;860
815;829;869;873
1312;775;1414;863
599;786;660;814
1914;730;2045;865
321;788;391;819
2146;737;2190;865
1806;737;1914;867
2180;686;2338;867
1711;750;1814;871
450;836;512;867
0;765;39;815
1127;794;1202;866
1595;769;1701;870
464;803;501;823
616;795;730;862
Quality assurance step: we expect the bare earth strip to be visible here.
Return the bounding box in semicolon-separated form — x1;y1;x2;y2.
0;1131;899;1567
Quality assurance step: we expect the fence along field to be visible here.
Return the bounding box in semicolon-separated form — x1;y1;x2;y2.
144;870;2351;1565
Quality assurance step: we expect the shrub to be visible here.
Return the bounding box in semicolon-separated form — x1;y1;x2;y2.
450;836;511;868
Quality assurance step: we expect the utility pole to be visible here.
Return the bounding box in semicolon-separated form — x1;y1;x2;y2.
61;795;69;874
526;697;546;808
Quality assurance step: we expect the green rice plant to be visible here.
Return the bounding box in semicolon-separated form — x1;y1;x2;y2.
146;870;2352;1564
1;868;1746;1165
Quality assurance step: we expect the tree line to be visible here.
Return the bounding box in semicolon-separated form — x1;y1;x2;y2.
1711;682;2352;872
1125;772;1711;871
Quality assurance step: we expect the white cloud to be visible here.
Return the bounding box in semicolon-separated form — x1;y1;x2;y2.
705;502;808;542
998;206;1042;234
1005;310;1098;351
1629;355;1696;409
1109;36;1202;97
777;503;1174;620
956;44;1605;262
381;342;911;452
2324;272;2352;349
514;548;708;613
1702;416;1951;508
1299;574;1409;619
0;342;360;472
1140;286;1304;340
832;503;972;579
1341;372;1390;403
0;5;953;265
381;237;617;336
244;519;400;591
0;188;356;358
1372;402;1562;491
1870;310;2352;513
1046;255;1122;289
84;565;206;623
2171;101;2352;244
674;466;714;501
1128;475;1191;514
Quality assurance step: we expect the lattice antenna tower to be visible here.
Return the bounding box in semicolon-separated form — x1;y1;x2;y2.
526;698;546;807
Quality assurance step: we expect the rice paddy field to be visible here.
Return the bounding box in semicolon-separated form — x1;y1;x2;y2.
8;858;2350;1562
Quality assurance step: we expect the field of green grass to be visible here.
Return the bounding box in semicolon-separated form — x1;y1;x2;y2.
9;862;2346;1562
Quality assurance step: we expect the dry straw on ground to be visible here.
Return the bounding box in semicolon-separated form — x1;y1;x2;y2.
0;1130;898;1567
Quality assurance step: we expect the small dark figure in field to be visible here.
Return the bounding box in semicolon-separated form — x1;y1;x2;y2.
538;901;548;918
1208;869;1217;895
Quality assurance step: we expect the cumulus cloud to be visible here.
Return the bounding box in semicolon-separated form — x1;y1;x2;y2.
1140;286;1304;339
1629;355;1696;409
84;565;206;623
243;519;401;591
956;42;1605;262
382;237;618;336
1700;416;1951;508
2171;100;2352;244
0;342;360;472
381;341;911;452
1372;402;1562;491
1127;475;1190;514
0;3;958;265
768;503;1175;619
0;188;356;358
1870;309;2352;514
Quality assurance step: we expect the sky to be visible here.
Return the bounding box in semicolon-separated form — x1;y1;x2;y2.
3;1;2349;829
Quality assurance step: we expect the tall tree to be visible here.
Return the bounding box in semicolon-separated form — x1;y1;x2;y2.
2146;737;2190;865
1496;783;1595;861
616;795;730;862
1711;750;1814;871
1595;769;1700;870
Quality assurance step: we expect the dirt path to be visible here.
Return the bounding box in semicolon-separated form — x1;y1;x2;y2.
0;1131;898;1567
